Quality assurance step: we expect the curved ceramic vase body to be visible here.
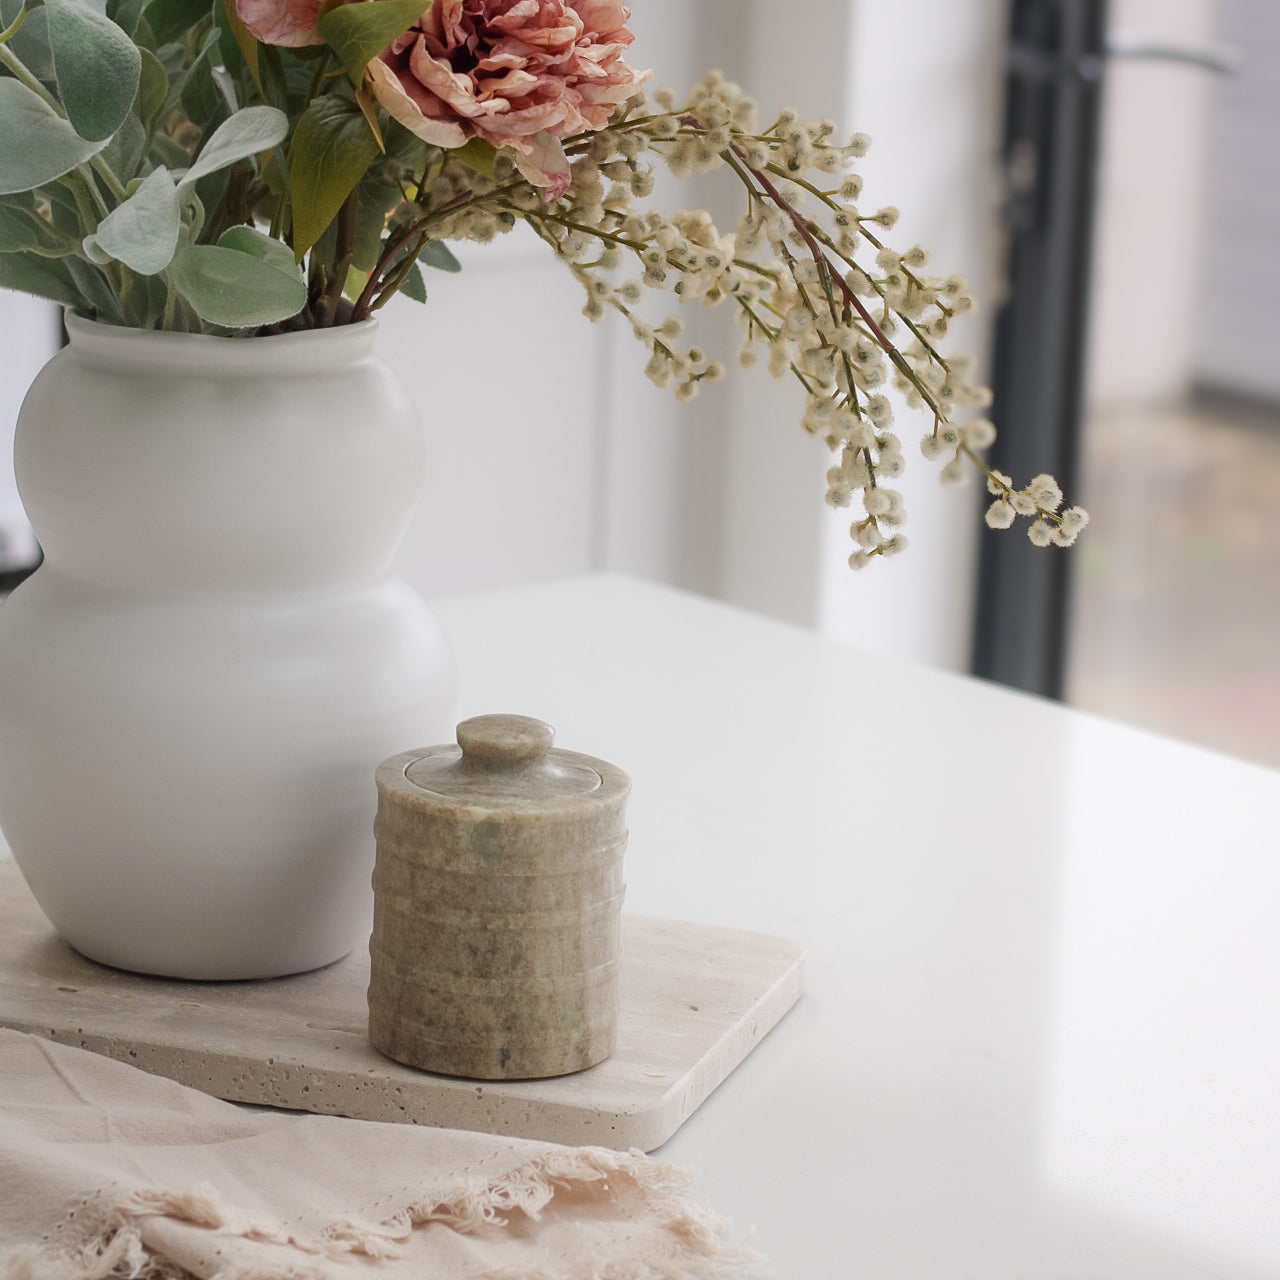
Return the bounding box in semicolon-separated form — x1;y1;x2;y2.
0;317;457;979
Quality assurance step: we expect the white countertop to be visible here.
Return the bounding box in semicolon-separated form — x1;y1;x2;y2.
431;575;1280;1280
6;573;1280;1277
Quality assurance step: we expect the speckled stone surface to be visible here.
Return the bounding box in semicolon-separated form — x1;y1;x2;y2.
369;716;630;1080
0;859;803;1152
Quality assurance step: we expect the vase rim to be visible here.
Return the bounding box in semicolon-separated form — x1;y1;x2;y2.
63;312;380;374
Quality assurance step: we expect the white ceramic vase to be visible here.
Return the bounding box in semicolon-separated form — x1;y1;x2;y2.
0;316;458;979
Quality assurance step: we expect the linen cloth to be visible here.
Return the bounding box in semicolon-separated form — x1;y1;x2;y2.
0;1030;758;1279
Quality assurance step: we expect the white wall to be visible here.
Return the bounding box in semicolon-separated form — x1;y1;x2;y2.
1086;0;1218;409
818;0;1006;672
1195;0;1280;400
380;231;607;602
386;0;703;604
0;295;56;570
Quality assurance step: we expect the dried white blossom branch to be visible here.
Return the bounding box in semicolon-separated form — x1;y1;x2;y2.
364;72;1087;567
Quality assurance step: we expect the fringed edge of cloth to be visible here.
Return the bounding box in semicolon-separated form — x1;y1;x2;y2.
0;1144;762;1280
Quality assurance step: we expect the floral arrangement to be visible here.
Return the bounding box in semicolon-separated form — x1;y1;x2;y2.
0;0;1086;562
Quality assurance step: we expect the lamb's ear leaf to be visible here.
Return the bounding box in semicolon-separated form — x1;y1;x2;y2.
150;130;193;170
0;196;66;254
45;0;142;143
216;224;298;277
169;241;307;328
0;251;85;309
82;165;180;274
41;182;83;236
0;203;40;254
176;105;288;201
100;113;147;184
0;79;109;195
315;0;427;88
135;48;169;133
0;0;54;80
65;254;125;322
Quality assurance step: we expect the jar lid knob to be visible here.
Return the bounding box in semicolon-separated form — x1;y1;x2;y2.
455;714;555;766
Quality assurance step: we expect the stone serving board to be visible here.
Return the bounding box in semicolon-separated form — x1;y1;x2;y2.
0;859;803;1152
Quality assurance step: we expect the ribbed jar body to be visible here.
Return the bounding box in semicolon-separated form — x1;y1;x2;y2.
369;726;629;1080
0;317;457;979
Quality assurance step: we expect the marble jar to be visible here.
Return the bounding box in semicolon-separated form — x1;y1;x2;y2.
368;715;629;1080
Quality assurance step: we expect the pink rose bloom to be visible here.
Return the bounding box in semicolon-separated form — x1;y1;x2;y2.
371;0;649;199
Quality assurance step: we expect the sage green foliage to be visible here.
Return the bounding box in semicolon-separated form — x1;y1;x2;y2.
0;0;453;331
0;79;107;194
44;0;141;141
83;165;179;273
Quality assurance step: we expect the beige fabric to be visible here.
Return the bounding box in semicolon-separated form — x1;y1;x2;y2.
0;1031;758;1280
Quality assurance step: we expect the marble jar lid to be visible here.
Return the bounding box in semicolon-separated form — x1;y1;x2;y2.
376;714;630;817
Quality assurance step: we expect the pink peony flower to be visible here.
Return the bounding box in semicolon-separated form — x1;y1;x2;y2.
369;0;650;200
236;0;326;47
236;0;647;199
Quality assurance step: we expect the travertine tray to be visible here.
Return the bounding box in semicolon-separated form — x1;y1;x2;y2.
0;859;803;1151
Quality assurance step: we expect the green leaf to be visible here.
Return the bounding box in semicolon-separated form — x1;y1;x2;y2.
216;0;258;89
150;130;193;169
343;167;401;271
45;0;142;143
131;14;158;51
66;253;125;321
83;164;180;273
100;112;147;182
128;268;169;327
419;238;460;273
40;181;83;236
288;92;380;259
0;197;63;254
315;0;428;88
341;263;367;303
354;86;384;152
155;37;187;78
0;251;85;307
216;223;297;276
452;137;496;180
397;260;425;303
107;0;149;37
135;47;168;130
0;194;66;254
0;202;39;254
192;161;231;235
310;169;392;274
0;0;54;80
169;242;307;327
177;105;288;199
179;28;222;129
0;79;109;196
141;0;208;44
259;146;289;198
382;118;431;177
256;41;288;114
